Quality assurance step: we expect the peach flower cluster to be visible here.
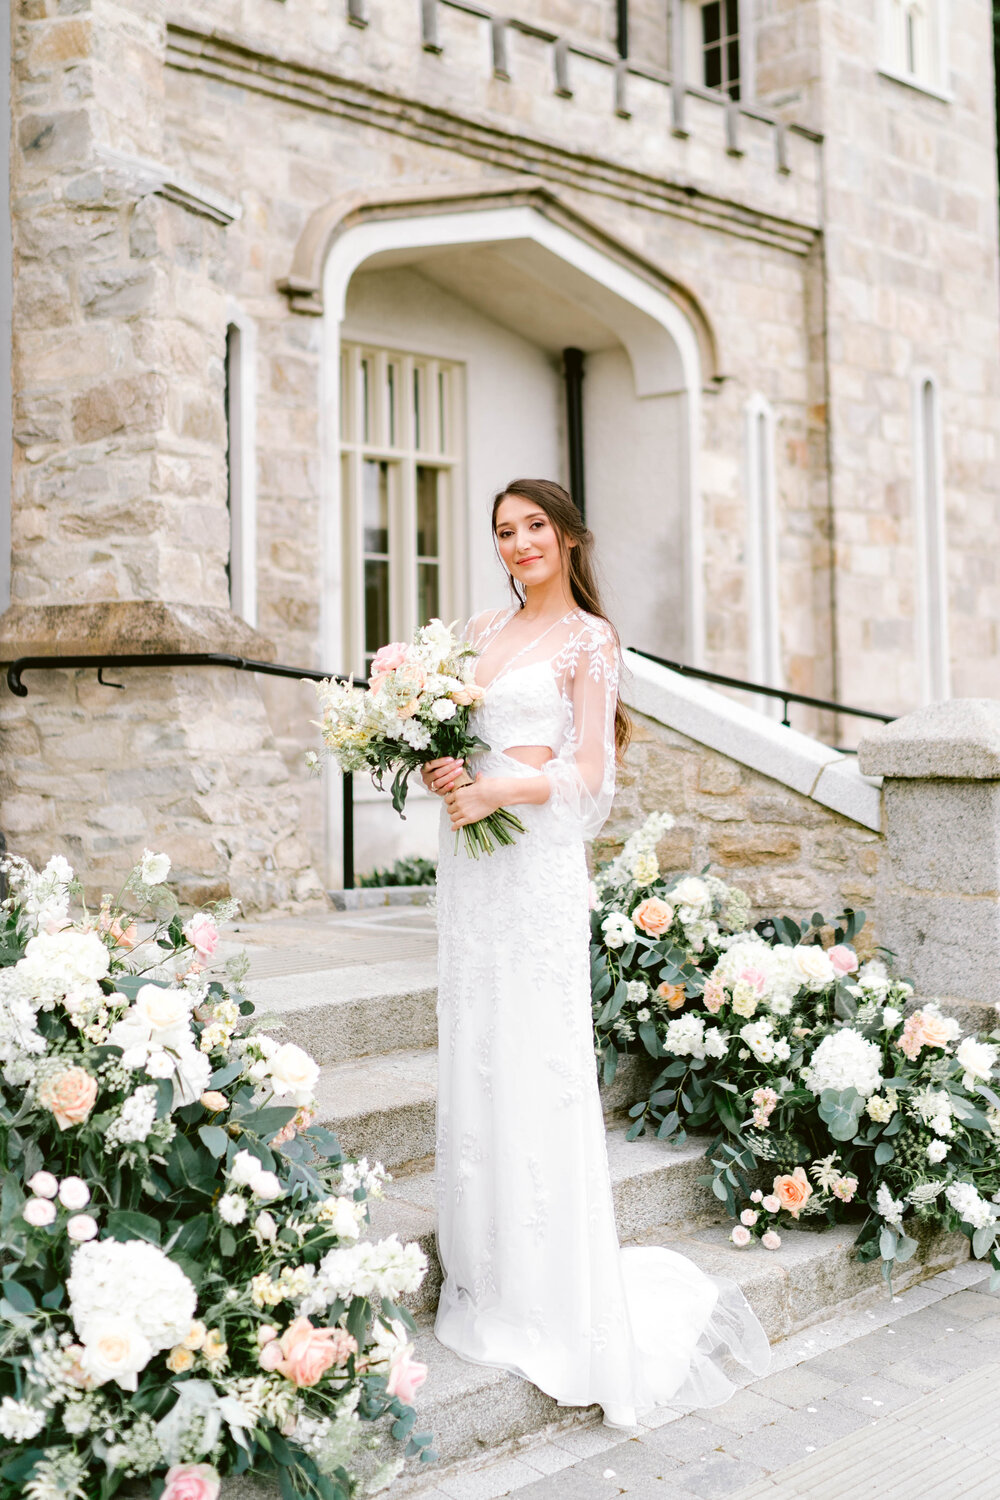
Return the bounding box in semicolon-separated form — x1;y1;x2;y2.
258;1317;359;1387
37;1067;98;1130
899;1004;961;1061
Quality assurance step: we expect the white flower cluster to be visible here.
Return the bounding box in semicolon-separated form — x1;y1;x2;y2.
1;853;74;936
67;1239;197;1391
107;983;210;1108
910;1085;954;1138
104;1084;160;1149
595;811;675;892
226;1149;283;1206
739;1018;790;1065
0;927;113;1064
802;1027;883;1099
712;936;801;1016
945;1181;998;1232
0;1396;46;1442
240;1034;320;1107
312;1235;428;1306
876;1182;906;1230
601;913;636;950
339;1157;389;1198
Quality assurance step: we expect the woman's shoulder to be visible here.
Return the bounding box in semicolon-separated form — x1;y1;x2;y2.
568;609;618;649
465;605;513;644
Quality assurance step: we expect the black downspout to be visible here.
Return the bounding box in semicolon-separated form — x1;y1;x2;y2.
563;346;586;521
616;0;628;58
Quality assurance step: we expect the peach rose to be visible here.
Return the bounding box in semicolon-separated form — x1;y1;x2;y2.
386;1347;429;1403
161;1464;221;1500
200;1091;228;1112
827;944;858;976
37;1067;98;1130
772;1166;813;1220
656;981;687;1012
99;910;137;948
914;1010;955;1049
632;897;674;938
450;682;485;707
275;1317;357;1388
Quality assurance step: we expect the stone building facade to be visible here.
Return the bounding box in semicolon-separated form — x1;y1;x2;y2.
0;0;998;900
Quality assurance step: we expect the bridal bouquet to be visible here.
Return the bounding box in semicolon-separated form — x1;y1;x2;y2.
0;851;433;1500
315;619;526;858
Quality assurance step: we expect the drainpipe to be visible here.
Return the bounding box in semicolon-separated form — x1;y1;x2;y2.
563;347;586;521
616;0;628;58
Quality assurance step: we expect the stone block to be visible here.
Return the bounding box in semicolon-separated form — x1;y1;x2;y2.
882;779;1000;896
71;371;167;443
876;893;1000;1004
859;699;1000;780
697;759;743;795
708;831;801;867
17;108;92;167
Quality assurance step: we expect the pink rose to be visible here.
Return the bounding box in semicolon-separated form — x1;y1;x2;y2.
730;1225;752;1248
37;1067;98;1130
385;1348;429;1403
738;966;768;995
183;913;219;963
259;1340;284;1371
162;1465;221;1500
275;1317;357;1388
740;1208;759;1226
761;1230;782;1250
827;944;859;976
369;642;410;684
761;1194;781;1214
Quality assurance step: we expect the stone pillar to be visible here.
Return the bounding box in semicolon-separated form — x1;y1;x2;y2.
858;700;1000;1028
0;0;325;910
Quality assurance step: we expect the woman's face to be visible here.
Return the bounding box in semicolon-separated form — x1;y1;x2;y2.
494;494;566;588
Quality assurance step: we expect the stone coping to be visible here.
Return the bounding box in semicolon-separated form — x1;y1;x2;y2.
0;601;277;663
858;698;1000;780
621;650;883;833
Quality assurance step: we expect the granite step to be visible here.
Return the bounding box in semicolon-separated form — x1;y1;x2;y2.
312;1047;660;1171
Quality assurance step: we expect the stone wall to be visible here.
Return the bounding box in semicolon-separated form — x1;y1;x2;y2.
600;710;881;948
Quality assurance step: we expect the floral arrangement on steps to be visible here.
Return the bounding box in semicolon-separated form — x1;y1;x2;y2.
0;853;433;1500
591;813;1000;1286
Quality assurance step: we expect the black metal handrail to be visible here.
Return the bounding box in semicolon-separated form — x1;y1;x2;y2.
4;651;358;889
627;647;895;731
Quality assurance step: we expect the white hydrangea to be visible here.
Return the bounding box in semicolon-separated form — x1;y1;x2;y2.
218;1194;248;1225
625;980;649;1008
663;1013;707;1060
104;1084;159;1149
400;719;431;751
704;1027;730;1059
802;1028;883;1098
911;1086;954;1137
3;854;73;937
68;1239;197;1362
945;1180;997;1232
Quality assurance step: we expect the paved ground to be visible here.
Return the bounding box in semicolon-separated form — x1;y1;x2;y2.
413;1263;1000;1500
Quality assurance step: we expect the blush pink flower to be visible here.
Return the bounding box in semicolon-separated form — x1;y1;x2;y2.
832;1176;858;1203
369;642;410;685
386;1347;429;1403
161;1464;221;1500
761;1194;781;1214
37;1067;98;1130
730;1225;752;1248
738;966;768;995
702;978;726;1014
183;912;220;963
761;1230;781;1250
275;1318;357;1387
827;944;858;976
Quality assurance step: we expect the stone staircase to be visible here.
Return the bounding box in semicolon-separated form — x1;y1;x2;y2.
241;929;971;1490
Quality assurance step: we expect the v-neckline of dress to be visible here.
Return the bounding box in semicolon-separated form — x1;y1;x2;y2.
474;607;579;692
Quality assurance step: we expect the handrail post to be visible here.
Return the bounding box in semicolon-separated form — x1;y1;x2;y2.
342;772;355;890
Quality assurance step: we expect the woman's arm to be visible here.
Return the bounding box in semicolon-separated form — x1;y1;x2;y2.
444;772;549;829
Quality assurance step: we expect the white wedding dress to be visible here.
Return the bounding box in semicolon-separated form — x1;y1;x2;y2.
434;606;770;1427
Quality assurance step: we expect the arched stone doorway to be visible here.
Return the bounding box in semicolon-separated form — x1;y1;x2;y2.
283;180;717;877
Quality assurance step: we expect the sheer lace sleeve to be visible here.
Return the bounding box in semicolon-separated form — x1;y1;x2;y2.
543;619;619;840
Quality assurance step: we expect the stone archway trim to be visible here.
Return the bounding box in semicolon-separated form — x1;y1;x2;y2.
278;175;723;387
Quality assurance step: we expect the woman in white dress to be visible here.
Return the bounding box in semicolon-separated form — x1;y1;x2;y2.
420;479;769;1428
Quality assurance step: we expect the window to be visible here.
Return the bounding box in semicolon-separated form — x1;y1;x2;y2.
743;395;780;691
224;311;258;626
878;0;949;96
683;0;741;100
340;343;461;674
913;374;950;701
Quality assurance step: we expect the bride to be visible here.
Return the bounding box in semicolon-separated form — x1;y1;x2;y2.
419;478;769;1427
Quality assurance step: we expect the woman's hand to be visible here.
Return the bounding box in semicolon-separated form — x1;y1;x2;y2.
445;774;504;830
420;757;467;796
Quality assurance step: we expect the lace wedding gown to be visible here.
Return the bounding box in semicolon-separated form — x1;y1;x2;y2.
434;606;769;1426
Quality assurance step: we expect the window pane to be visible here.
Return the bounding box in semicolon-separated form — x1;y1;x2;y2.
364;558;390;663
438;370;446;451
386;363;397;447
727;39;740;95
363;459;389;553
361;358;371;444
416;466;439;557
418;561;439;626
704;43;722;90
702;1;721;47
725;0;739;38
413;367;423;451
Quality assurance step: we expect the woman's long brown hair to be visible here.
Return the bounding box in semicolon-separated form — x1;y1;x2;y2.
491;478;631;761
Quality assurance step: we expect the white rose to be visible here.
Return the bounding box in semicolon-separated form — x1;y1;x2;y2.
430;698;457;722
230;1150;263;1187
252;1171;282;1202
956;1037;998;1087
27;1172;58;1199
138;851;171;886
792;945;837;990
66;1214;99;1242
881;1006;902;1030
171;1044;212;1108
134;984;190;1036
672;877;709;909
267;1043;320;1101
254;1211;278;1243
79;1317;153;1391
58;1178;90;1210
23;1198;56;1227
